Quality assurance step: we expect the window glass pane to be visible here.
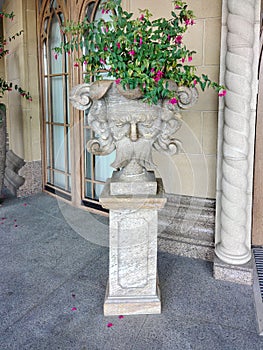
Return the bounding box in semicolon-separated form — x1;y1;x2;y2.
49;15;62;74
54;171;66;189
94;153;114;181
51;76;64;122
65;76;70;123
94;183;104;199
53;125;65;171
94;1;113;21
68;176;71;191
85;151;92;179
46;125;50;167
86;2;95;22
44;77;49;121
43;41;48;75
67;127;71;173
85;181;92;198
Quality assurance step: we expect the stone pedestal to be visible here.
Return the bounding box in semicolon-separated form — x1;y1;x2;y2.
100;178;166;316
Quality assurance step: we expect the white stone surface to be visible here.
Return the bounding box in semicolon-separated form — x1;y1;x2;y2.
215;0;260;266
100;179;166;315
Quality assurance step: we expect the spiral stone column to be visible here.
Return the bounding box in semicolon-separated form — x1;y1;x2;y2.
214;0;260;281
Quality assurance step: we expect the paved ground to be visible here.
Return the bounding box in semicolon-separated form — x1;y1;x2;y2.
0;192;263;350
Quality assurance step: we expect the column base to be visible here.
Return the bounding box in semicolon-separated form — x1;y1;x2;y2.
213;255;253;285
104;281;161;316
215;243;251;266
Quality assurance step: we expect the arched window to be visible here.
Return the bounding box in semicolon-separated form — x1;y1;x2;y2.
39;0;71;200
81;1;115;209
38;0;115;211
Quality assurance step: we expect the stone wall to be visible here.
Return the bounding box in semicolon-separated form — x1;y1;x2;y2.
126;0;222;199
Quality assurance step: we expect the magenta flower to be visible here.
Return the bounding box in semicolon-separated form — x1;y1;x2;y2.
107;323;113;328
169;97;178;105
100;58;106;65
74;62;79;67
218;90;227;97
115;78;121;84
116;42;121;49
175;35;183;44
181;58;185;63
150;68;155;73
175;5;181;9
139;14;144;21
83;60;87;65
103;46;108;51
188;56;193;62
118;315;124;319
139;37;143;46
193;79;197;86
53;52;58;60
102;8;109;14
71;307;77;311
154;70;164;82
128;50;135;56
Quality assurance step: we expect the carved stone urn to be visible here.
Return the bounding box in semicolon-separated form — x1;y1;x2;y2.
70;80;198;315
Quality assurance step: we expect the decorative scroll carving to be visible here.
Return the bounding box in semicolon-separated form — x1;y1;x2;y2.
70;80;198;176
215;0;259;265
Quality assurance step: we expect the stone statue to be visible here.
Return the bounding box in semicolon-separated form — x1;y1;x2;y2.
70;80;198;190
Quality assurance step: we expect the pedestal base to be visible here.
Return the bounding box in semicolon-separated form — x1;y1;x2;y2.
104;280;161;316
100;178;166;316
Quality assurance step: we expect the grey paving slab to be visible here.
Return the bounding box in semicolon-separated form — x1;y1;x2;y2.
132;313;263;350
160;255;258;333
0;192;263;350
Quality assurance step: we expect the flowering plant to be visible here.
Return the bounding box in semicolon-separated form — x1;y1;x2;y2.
0;11;31;100
55;0;225;105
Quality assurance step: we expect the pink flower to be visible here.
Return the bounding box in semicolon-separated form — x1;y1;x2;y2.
83;60;87;65
169;97;178;104
74;62;79;67
100;58;106;64
154;70;164;82
71;307;77;311
118;315;124;319
193;79;197;86
107;323;113;328
218;90;227;97
188;56;193;62
128;50;135;56
182;58;185;63
139;14;144;21
185;19;191;26
115;78;121;84
175;35;183;44
139;37;143;46
116;42;121;49
175;5;181;9
53;52;58;60
103;46;108;51
150;68;155;73
167;34;171;41
23;203;27;207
